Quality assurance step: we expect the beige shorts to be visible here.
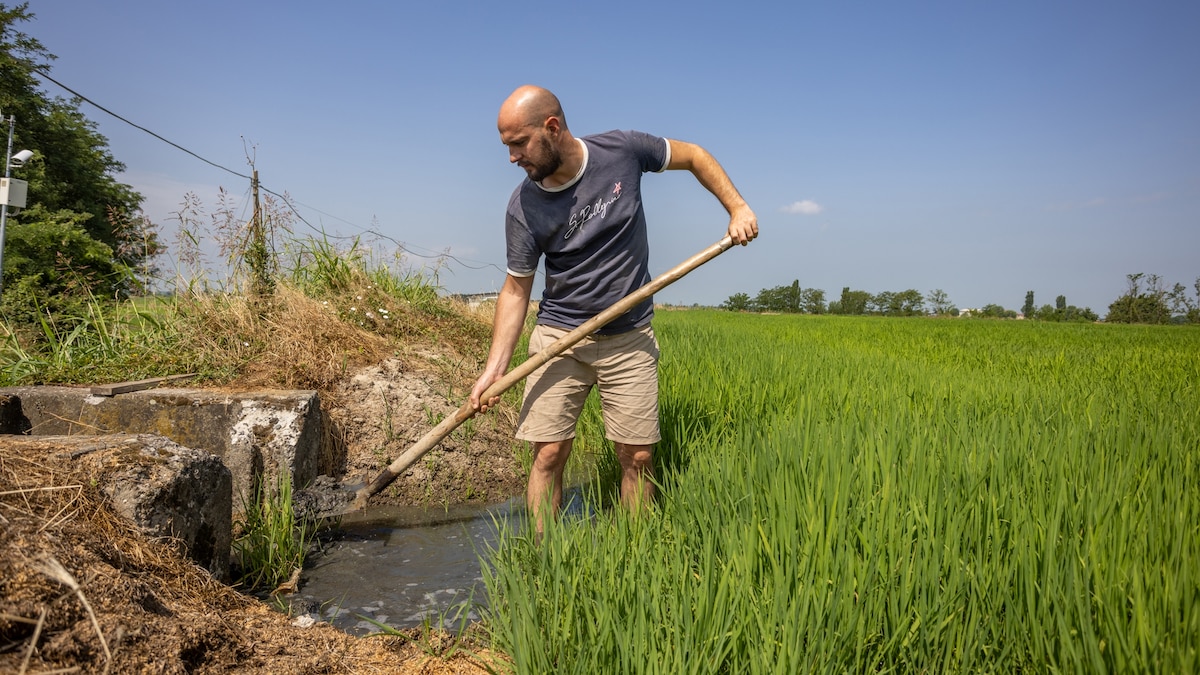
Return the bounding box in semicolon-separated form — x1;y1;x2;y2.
516;324;661;445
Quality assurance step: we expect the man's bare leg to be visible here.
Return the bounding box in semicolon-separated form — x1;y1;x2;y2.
528;438;572;535
615;442;655;512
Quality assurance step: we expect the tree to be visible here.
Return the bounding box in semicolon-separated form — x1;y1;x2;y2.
894;289;925;316
1033;295;1097;323
832;287;870;315
869;291;894;315
1166;279;1200;323
1022;290;1035;318
752;285;788;312
800;287;826;314
0;3;158;314
1106;273;1171;324
974;304;1017;319
720;292;752;312
927;288;955;316
0;207;119;323
1193;279;1200;324
869;289;924;316
1187;278;1200;324
746;280;826;314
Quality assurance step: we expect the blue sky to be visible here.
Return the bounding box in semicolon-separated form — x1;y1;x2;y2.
23;1;1200;313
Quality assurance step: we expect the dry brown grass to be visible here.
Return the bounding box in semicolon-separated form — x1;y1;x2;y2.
172;284;392;391
166;280;495;396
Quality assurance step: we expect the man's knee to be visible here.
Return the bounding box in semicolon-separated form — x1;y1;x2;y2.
616;443;654;470
532;439;573;472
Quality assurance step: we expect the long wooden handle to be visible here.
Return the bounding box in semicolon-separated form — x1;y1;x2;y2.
351;235;736;509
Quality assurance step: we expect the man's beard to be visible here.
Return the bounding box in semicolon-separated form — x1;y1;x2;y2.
526;135;562;182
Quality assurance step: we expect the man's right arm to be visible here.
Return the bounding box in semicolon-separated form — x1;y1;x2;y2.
469;273;535;413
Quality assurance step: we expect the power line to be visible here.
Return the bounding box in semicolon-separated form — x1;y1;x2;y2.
265;191;505;272
35;70;511;279
37;71;252;181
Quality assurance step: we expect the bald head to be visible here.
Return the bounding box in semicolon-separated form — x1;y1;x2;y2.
498;85;582;184
499;85;567;131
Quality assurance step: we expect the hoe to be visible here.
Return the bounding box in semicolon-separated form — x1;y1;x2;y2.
348;235;738;513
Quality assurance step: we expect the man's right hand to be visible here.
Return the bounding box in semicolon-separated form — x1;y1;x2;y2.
470;372;502;414
470;273;534;415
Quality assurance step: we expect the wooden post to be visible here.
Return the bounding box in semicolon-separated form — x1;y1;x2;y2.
248;169;272;297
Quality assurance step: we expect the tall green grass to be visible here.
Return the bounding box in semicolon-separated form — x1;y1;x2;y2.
1;292;184;385
482;313;1200;673
233;470;317;592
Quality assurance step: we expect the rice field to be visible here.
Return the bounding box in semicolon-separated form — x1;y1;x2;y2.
481;312;1199;674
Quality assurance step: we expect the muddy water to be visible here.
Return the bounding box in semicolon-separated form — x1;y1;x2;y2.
297;499;522;635
299;487;595;635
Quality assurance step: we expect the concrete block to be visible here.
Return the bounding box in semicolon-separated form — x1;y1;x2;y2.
0;386;335;508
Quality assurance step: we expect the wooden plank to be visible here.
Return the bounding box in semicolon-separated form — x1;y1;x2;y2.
89;373;199;397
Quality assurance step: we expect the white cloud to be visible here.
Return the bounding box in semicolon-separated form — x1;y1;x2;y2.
781;200;823;215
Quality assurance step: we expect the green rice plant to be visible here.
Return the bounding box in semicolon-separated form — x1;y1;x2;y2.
233;470;317;592
482;312;1200;674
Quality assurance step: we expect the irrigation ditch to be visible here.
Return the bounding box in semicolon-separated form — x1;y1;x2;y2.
0;371;529;635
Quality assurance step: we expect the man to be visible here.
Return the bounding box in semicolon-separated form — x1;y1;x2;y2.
469;85;757;532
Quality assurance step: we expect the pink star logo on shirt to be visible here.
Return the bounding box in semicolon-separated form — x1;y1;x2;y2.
613;182;622;195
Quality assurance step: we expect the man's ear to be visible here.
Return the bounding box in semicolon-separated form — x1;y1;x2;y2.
544;116;561;135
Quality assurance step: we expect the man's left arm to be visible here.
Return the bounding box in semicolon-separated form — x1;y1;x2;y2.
667;139;758;246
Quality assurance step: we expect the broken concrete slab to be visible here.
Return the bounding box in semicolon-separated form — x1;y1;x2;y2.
0;386;340;507
0;433;233;580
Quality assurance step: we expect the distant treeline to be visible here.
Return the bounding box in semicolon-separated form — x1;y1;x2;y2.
721;273;1200;324
719;283;956;317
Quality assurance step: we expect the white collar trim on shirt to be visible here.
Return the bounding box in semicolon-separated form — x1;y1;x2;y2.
536;138;588;193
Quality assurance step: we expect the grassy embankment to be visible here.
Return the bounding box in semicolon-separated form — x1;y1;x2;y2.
0;235;491;391
483;312;1200;674
0;234;505;592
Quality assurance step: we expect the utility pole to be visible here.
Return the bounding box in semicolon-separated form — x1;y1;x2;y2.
0;113;32;301
247;169;272;298
0;113;12;300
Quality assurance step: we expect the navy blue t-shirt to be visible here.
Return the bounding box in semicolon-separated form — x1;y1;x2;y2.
505;130;670;334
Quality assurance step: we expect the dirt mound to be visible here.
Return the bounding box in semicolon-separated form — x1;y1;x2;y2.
326;356;525;507
0;439;505;674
